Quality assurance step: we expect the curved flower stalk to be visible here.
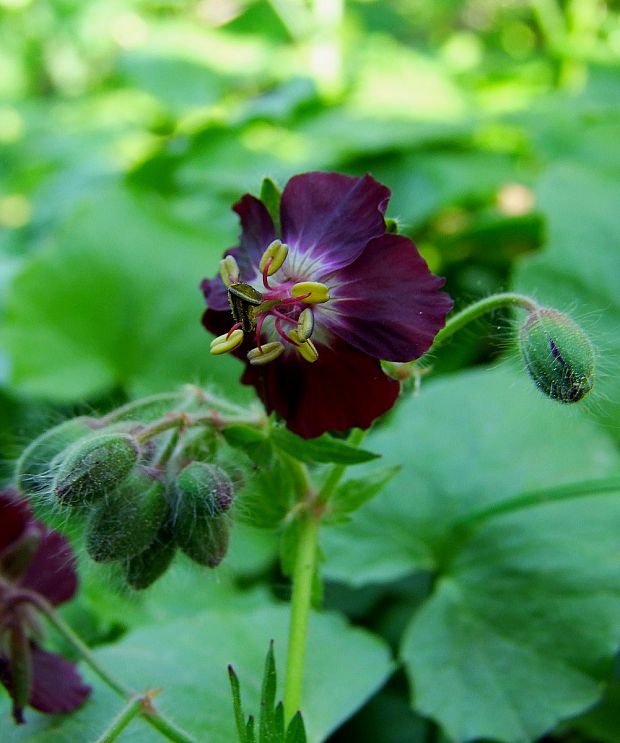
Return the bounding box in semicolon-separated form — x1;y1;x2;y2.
0;488;90;724
201;171;453;438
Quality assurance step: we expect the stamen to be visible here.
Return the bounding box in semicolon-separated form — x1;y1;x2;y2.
274;317;293;344
219;255;240;287
227;322;242;339
228;282;263;333
259;240;289;276
288;330;319;363
291;281;330;304
210;329;244;355
255;313;267;352
262;256;273;290
296;308;315;341
247;341;285;366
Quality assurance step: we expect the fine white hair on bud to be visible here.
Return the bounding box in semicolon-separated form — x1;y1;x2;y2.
519;308;595;403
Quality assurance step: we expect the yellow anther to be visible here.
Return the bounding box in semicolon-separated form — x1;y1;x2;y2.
290;281;330;304
259;240;289;276
296;308;315;342
247;341;285;366
219;255;240;287
288;330;319;363
210;329;244;355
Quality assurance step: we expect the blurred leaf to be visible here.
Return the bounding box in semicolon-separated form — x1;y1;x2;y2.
514;162;620;439
2;606;393;743
271;428;379;465
320;366;620;742
2;184;245;401
324;466;400;524
237;452;298;530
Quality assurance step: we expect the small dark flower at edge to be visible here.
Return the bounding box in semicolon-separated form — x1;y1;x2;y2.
0;488;91;724
201;171;453;438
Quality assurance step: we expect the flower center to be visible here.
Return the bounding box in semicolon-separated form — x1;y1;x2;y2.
210;240;329;365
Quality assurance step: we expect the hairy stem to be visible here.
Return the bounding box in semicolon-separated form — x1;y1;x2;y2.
136;410;265;444
429;292;539;353
94;695;143;743
20;593;198;743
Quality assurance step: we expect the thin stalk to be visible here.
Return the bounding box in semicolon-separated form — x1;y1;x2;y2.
136;410;265;444
94;696;143;743
283;428;366;721
18;593;198;743
429;292;539;354
283;513;319;723
99;393;184;425
456;477;620;528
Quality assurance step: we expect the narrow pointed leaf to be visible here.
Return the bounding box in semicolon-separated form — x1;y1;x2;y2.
259;641;277;743
285;712;307;743
228;665;247;743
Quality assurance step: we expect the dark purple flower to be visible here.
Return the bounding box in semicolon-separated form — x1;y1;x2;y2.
201;172;453;438
0;488;90;724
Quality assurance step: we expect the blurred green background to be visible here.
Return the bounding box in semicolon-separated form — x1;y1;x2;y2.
2;1;620;742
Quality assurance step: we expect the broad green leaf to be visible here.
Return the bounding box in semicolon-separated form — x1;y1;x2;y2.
271;428;379;465
236;452;299;530
2;606;393;743
513;163;620;439
321;366;620;586
402;492;620;743
319;366;620;742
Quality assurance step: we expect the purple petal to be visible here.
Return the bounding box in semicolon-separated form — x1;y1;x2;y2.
327;234;453;361
201;195;276;312
241;338;400;438
0;489;31;557
280;172;390;275
20;528;78;606
234;194;277;266
29;644;91;715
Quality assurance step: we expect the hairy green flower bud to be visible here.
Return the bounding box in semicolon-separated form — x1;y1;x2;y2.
86;470;168;562
173;462;233;567
15;417;98;496
520;308;595;403
123;523;176;590
52;432;140;507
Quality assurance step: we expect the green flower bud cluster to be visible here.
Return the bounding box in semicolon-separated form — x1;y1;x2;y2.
14;412;237;590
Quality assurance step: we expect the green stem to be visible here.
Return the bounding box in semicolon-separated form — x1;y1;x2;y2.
136;410;265;444
283;428;367;722
283;513;319;723
456;477;620;528
100;393;184;425
429;292;539;354
94;696;143;743
21;594;199;743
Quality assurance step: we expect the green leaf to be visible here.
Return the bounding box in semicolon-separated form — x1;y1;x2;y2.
285;712;307;743
513;163;620;439
237;453;298;530
319;366;620;742
1;184;245;401
228;665;248;743
259;641;277;743
325;465;400;523
2;606;393;743
259;178;282;235
271;427;379;465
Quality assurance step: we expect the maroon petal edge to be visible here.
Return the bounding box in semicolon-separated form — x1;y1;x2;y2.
241;338;400;439
328;233;454;361
29;644;91;716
